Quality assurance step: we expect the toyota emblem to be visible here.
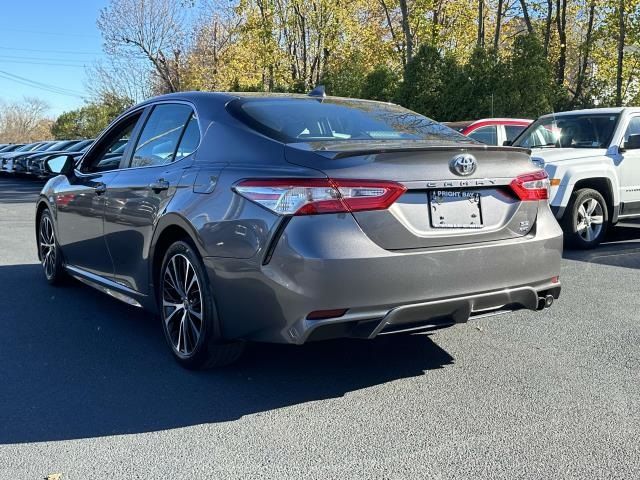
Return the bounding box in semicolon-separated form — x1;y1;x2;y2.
450;154;477;176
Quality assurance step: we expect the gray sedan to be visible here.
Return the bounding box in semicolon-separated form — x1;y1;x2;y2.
36;91;562;368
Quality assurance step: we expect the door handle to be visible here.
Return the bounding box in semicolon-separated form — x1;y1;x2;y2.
149;179;170;192
95;183;107;195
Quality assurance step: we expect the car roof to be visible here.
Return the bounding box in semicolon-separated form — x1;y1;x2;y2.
134;91;399;109
539;107;640;118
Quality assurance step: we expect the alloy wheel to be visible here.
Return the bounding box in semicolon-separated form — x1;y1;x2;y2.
576;197;604;242
162;253;204;356
39;215;57;279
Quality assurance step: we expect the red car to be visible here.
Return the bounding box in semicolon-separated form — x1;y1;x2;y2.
444;118;533;146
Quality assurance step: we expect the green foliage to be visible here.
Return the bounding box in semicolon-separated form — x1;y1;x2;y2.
395;45;454;119
395;36;565;121
360;66;399;102
51;95;133;139
321;53;369;99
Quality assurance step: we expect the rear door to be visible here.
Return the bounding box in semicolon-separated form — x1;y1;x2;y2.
104;103;199;293
286;144;540;249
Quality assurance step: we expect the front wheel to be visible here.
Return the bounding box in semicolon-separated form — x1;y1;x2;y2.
38;209;66;284
159;240;244;369
561;188;608;249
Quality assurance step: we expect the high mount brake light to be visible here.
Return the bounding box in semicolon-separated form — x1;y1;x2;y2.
234;178;407;216
510;170;550;201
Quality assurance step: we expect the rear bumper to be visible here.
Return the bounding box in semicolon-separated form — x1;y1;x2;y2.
205;204;563;344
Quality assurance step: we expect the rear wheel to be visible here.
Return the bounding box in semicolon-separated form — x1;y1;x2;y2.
561;188;608;249
159;240;244;369
38;209;66;284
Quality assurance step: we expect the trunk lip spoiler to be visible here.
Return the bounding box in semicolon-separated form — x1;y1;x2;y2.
286;143;531;159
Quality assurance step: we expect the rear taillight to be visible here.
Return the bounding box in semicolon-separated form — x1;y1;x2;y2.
510;171;549;201
234;178;406;215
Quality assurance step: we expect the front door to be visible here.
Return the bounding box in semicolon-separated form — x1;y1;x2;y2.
618;116;640;215
104;103;200;293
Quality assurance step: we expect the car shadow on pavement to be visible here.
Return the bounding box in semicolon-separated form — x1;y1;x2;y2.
0;264;453;444
564;221;640;269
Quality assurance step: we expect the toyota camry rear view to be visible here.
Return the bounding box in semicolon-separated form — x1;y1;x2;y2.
36;92;562;369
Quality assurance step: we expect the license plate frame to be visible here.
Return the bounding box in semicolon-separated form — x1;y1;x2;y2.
429;190;483;229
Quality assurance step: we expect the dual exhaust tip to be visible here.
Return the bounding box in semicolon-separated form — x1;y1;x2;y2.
537;294;554;311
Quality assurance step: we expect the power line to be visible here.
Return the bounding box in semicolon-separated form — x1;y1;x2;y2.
0;26;98;38
0;46;103;56
0;70;86;98
0;54;95;64
0;59;87;68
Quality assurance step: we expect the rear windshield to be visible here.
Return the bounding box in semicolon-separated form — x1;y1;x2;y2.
229;98;472;144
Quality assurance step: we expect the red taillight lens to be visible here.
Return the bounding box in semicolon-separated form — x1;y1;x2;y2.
234;178;406;215
510;170;550;201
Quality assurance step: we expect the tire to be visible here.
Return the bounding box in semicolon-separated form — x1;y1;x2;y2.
561;188;608;249
37;209;66;285
159;240;244;369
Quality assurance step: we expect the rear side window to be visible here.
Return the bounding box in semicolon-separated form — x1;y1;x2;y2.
468;125;498;145
130;104;193;168
229;98;472;144
505;125;526;142
175;114;200;160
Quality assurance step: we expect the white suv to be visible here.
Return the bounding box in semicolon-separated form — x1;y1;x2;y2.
512;107;640;248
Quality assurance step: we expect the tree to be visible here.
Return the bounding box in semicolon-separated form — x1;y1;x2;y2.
0;97;52;143
97;0;191;94
360;65;399;102
395;45;462;119
504;34;556;117
51;95;132;140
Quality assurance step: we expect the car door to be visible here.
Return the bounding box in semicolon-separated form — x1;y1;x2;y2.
104;103;200;293
618;116;640;215
55;110;146;279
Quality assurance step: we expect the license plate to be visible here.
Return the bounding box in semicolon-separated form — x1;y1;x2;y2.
429;190;483;228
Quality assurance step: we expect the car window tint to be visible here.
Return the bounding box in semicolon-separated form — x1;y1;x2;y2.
231;98;472;144
130;104;193;168
505;125;526;141
624;117;640;141
468;126;498;145
83;113;142;173
175;114;200;160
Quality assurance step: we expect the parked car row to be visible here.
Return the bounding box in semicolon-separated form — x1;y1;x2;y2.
0;139;94;178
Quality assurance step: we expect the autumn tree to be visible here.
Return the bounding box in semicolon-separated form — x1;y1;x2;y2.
0;97;52;143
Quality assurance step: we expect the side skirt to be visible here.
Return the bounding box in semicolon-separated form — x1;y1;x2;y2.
65;265;147;309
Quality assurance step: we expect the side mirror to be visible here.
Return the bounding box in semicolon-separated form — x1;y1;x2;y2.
503;140;513;146
624;134;640;150
46;154;75;176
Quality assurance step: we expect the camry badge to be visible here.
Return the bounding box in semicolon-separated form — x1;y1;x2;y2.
450;154;477;176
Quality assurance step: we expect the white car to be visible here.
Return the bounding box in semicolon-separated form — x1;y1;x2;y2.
512;107;640;248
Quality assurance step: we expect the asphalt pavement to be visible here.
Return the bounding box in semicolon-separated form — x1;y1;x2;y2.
0;176;639;479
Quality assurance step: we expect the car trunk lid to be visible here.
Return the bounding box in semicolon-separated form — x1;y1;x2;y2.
285;142;541;249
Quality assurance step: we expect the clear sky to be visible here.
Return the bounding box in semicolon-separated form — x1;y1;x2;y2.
0;0;109;116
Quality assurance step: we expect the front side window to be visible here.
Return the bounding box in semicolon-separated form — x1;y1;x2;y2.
229;98;472;144
624;117;640;142
514;114;619;149
82;113;142;173
468;125;498;145
129;104;193;168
